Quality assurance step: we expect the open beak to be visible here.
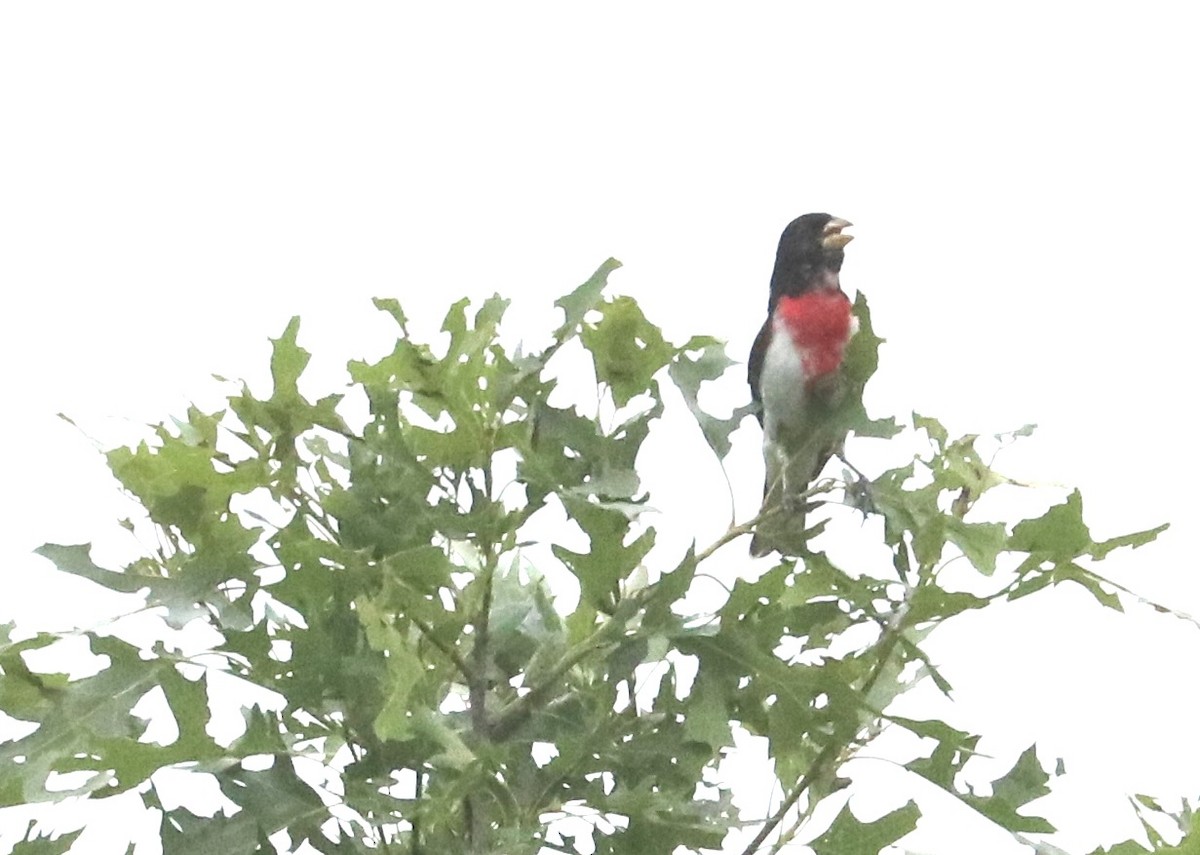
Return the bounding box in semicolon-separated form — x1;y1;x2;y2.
821;217;854;250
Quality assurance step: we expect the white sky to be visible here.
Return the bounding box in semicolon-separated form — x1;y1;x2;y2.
1;4;1198;854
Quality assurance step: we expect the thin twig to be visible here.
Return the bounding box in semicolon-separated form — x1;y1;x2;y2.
695;481;834;565
489;595;646;739
468;472;499;735
695;517;760;564
738;602;907;854
739;741;840;855
410;614;474;684
1076;567;1200;628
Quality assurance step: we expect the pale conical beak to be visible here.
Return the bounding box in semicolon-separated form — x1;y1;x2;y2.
821;217;854;250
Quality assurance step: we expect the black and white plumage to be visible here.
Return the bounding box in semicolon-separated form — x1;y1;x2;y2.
748;213;857;556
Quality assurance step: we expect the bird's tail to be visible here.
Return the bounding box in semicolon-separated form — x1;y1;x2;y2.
750;442;825;556
749;484;808;557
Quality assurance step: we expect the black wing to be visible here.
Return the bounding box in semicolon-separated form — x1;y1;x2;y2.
747;317;772;426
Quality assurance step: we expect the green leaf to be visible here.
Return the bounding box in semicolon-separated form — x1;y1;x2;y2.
896;636;956;696
580;296;674;407
372;296;409;332
809;801;920;854
10;824;83;855
269;316;310;404
1052;562;1123;611
0;625;64;721
906;586;990;625
554;499;656;610
356;596;426;742
658;547;696;602
485;560;566;680
0;634;225;805
1161;807;1200;855
903;729;1056;834
607;781;734;851
668;335;751;460
936;434;1007;507
840;295;900;440
1088;843;1155;855
946;519;1008;575
445;293;509;365
35;540;258;631
1091;523;1170;559
681;675;732;749
898;717;980;789
408;708;477;771
962;744;1056;834
996;423;1038;441
347;327;438;417
325;432;441;555
554;258;622;338
105;429;264;544
1010;490;1092;558
161;760;331;855
914;411;948;449
1089;840;1152;855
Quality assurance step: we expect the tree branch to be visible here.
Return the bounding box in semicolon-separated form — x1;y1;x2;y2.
488;597;644;740
739;741;840;855
695;517;759;564
738;603;908;854
411;613;475;684
695;481;834;564
469;534;498;736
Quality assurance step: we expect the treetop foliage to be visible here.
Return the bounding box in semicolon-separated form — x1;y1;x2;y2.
1;260;1190;854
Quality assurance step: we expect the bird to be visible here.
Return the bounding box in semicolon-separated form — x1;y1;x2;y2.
747;213;857;556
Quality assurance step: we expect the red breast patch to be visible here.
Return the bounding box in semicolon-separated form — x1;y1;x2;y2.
777;291;853;381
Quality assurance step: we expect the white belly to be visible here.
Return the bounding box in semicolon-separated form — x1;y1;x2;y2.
759;319;811;444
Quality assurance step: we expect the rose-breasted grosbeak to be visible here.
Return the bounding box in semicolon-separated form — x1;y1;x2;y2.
748;213;856;556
